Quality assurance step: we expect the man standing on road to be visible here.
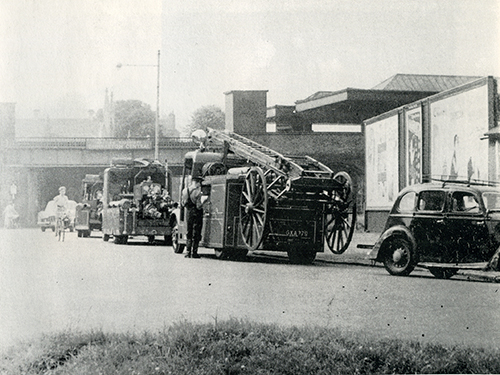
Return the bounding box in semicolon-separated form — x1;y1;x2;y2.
181;176;203;258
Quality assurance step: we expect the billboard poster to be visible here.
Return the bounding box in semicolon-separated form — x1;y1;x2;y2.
366;115;399;209
430;84;489;182
406;107;422;186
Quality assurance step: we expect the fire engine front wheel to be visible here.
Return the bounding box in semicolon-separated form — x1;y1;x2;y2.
240;167;268;251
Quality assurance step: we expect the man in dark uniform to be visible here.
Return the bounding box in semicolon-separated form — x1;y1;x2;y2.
181;176;203;258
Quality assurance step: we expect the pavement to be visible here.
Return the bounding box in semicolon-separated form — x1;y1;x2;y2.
314;230;500;283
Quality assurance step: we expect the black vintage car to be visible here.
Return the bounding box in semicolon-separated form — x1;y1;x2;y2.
368;180;500;278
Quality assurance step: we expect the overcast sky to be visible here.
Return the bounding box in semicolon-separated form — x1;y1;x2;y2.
1;0;499;132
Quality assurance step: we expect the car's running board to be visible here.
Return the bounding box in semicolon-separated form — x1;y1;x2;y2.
419;262;487;270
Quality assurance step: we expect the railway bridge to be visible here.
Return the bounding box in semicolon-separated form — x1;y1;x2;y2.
0;137;195;227
1;132;364;227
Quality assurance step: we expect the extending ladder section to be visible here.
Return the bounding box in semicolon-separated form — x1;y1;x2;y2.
207;129;340;197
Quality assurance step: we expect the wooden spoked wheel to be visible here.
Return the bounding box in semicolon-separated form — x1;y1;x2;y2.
325;171;357;254
240;167;268;251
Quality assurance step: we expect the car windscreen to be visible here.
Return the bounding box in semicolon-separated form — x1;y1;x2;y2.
482;192;500;211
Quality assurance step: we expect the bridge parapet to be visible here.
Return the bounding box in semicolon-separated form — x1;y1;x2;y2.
5;137;194;150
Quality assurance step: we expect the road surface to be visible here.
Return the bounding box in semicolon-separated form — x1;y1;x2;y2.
1;228;499;352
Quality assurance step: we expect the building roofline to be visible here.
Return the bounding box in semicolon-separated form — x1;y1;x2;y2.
295;88;438;112
364;76;491;125
224;90;269;95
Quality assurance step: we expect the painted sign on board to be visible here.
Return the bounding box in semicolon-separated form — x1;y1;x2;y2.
430;83;488;182
366;114;399;209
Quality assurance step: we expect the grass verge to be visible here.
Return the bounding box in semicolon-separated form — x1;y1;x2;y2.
1;319;499;374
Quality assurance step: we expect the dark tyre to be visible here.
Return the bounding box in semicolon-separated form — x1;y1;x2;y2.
215;248;229;260
217;248;248;260
429;268;458;279
382;237;416;276
172;223;185;253
287;248;317;265
230;249;248;260
41;227;46;232
164;234;173;246
114;235;128;245
148;235;155;244
103;234;110;242
77;230;82;237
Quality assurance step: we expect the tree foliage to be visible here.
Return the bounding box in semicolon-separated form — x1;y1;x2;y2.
185;105;225;135
113;100;159;138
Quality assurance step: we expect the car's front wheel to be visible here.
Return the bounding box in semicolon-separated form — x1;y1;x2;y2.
382;237;416;276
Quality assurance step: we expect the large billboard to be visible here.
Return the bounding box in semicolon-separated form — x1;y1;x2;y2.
366;114;399;209
430;83;489;182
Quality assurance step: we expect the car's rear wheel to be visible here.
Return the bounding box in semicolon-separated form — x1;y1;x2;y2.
382;237;416;276
428;267;458;279
41;227;46;232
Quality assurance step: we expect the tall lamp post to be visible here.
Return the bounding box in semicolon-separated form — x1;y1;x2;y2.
117;50;161;160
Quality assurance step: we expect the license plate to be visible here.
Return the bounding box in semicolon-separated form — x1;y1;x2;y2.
269;220;314;240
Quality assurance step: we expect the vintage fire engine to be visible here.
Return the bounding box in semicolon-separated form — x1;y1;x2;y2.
75;174;103;238
172;129;357;263
101;158;175;244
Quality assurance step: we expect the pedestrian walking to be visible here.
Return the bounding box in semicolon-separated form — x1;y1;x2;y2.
3;202;19;228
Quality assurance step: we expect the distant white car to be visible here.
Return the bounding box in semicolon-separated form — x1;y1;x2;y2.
37;200;77;232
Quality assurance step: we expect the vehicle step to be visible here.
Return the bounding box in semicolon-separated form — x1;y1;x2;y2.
419;262;487;270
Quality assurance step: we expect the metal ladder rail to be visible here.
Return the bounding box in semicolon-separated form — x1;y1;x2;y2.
286;155;334;178
208;129;333;177
208;130;306;179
